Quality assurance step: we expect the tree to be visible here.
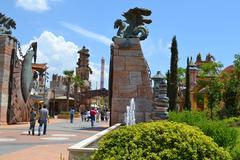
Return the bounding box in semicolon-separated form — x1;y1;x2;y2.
169;36;179;111
166;70;170;98
223;54;240;117
223;78;239;117
63;70;74;111
197;60;223;119
207;78;223;119
233;54;240;80
177;67;186;84
198;60;223;77
73;74;84;92
184;57;191;110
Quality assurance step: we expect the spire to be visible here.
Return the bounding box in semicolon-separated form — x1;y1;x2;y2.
189;56;194;66
100;57;105;89
196;53;202;62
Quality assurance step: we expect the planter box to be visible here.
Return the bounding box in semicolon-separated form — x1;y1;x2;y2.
68;123;121;160
57;114;79;119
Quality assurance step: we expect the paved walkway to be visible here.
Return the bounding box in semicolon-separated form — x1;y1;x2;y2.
0;118;109;160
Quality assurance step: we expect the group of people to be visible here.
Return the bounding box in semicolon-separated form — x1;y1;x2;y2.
28;105;49;136
28;105;110;135
69;107;97;127
81;108;110;123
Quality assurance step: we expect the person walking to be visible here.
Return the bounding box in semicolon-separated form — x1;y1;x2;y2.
69;107;75;123
90;107;96;127
86;110;90;122
38;105;49;136
28;107;36;135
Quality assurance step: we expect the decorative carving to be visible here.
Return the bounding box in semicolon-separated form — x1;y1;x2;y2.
113;7;152;41
21;42;37;102
0;12;16;35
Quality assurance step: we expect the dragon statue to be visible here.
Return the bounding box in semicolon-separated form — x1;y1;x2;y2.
113;7;152;41
21;42;37;102
0;12;16;35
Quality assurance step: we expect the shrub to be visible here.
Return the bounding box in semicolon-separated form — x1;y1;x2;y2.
230;141;240;160
224;117;240;127
169;111;238;148
91;121;231;160
197;121;238;148
168;111;208;125
57;111;79;119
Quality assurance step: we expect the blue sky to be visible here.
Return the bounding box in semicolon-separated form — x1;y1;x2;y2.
1;0;240;89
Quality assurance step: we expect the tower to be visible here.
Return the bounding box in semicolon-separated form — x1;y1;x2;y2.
75;46;91;92
100;57;105;89
189;57;198;89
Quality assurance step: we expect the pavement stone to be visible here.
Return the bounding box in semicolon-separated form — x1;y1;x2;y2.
0;118;109;159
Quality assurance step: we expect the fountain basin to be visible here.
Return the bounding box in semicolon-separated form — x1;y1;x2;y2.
68;123;121;160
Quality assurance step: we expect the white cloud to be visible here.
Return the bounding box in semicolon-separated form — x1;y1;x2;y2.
141;38;170;58
158;39;171;56
20;31;77;81
16;0;61;12
20;31;107;90
16;0;48;12
62;22;112;46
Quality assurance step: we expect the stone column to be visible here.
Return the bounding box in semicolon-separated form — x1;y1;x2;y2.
0;35;17;124
109;38;153;125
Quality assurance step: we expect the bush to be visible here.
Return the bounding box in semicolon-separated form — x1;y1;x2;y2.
169;111;208;125
91;121;231;160
230;140;240;160
169;111;238;148
224;117;240;127
197;121;237;148
57;111;79;119
227;127;240;160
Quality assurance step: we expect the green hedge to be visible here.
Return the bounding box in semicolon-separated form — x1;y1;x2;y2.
224;117;240;127
91;121;231;160
169;111;238;148
168;111;208;125
57;112;79;119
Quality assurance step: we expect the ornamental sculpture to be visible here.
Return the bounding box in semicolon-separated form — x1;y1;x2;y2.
21;42;37;102
0;12;16;35
113;7;152;41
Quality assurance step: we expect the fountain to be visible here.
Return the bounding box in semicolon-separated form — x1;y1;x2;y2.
125;98;136;126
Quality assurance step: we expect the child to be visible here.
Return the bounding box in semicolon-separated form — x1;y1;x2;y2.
29;107;36;135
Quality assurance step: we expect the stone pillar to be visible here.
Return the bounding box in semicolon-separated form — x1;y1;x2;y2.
0;35;17;124
109;38;153;125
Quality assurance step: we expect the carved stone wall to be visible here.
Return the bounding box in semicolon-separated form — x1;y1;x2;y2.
0;35;14;124
0;35;30;124
109;38;153;125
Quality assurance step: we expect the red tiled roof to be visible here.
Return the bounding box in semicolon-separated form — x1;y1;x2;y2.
32;63;48;72
222;65;234;74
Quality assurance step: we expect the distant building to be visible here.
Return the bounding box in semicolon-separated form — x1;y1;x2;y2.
185;53;232;111
30;63;48;105
48;74;75;116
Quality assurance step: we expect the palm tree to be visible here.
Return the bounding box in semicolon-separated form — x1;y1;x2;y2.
63;70;74;111
73;74;84;94
63;70;84;111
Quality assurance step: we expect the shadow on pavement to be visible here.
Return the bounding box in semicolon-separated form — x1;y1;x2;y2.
74;127;107;131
